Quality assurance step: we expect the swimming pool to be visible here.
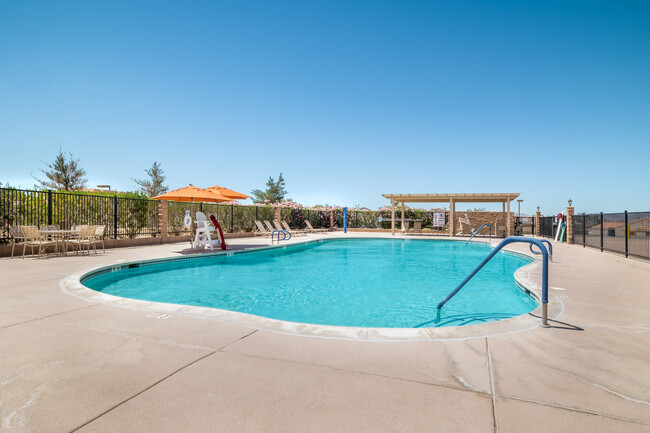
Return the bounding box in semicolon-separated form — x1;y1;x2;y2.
82;238;537;328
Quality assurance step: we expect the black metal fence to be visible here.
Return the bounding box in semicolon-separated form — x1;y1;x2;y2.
539;216;557;238
1;187;335;243
1;188;159;242
572;211;650;260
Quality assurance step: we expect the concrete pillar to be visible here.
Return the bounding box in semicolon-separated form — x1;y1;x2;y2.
158;200;168;239
566;206;574;244
391;199;396;236
535;210;541;237
274;207;281;224
449;199;455;237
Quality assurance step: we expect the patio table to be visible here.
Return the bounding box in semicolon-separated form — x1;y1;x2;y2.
39;229;81;255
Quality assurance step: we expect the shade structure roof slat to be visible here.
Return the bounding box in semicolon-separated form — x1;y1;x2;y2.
381;193;520;203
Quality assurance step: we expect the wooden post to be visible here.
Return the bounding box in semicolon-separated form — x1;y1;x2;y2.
401;201;405;233
502;201;506;238
449;198;455;237
391;198;396;236
506;199;511;237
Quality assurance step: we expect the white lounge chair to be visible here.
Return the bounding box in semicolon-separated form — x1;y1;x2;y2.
305;221;328;233
264;220;276;233
254;220;272;237
281;221;307;236
193;212;221;251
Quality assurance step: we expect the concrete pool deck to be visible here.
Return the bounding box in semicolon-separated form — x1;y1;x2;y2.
1;233;649;432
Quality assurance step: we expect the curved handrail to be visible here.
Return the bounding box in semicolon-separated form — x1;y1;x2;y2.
529;239;553;260
437;236;551;327
271;230;292;244
466;223;492;245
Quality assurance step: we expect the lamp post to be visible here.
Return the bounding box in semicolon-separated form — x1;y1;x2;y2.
517;199;523;218
568;199;573;207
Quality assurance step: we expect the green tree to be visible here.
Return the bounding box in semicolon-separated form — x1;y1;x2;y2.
250;173;287;203
131;161;168;197
34;149;87;191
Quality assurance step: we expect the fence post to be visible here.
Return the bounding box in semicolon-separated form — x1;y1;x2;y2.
330;210;334;229
583;214;586;247
534;210;541;237
47;190;53;225
600;212;603;252
230;204;234;233
113;195;118;239
566;205;574;244
624;210;628;258
255;206;258;221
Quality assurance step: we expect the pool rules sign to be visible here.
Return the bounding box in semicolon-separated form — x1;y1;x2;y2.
433;212;445;227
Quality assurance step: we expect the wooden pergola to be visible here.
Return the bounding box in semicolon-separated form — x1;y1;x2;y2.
381;193;521;237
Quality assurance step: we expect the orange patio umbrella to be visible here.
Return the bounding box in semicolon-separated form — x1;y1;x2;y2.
151;185;231;203
206;185;250;200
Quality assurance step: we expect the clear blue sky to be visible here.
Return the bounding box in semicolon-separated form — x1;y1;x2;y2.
1;0;648;214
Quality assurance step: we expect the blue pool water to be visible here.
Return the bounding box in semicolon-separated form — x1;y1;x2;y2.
84;239;537;328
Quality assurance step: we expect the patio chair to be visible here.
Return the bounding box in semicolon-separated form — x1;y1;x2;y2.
280;220;307;236
20;226;56;258
254;220;272;237
305;221;328;233
67;225;98;255
94;225;107;253
9;225;25;258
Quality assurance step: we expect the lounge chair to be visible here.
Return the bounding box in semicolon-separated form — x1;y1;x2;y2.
280;221;307;236
21;226;56;258
254;220;272;237
264;220;276;233
193;212;220;251
305;221;328;233
9;226;25;258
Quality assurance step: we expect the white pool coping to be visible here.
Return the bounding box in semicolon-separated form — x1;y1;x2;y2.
60;236;562;341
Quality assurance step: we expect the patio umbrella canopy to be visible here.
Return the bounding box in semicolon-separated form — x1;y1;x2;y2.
151;185;231;203
206;185;250;200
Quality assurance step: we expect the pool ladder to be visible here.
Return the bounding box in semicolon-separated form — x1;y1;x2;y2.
465;223;492;245
271;230;291;245
437;237;552;327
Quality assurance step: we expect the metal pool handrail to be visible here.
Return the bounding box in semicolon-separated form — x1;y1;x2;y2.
271;230;291;245
466;223;492;245
437;236;552;327
529;239;553;260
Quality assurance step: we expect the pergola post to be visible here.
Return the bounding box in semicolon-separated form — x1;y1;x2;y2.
507;198;511;237
502;201;506;237
449;198;455;237
401;201;405;232
391;198;396;236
